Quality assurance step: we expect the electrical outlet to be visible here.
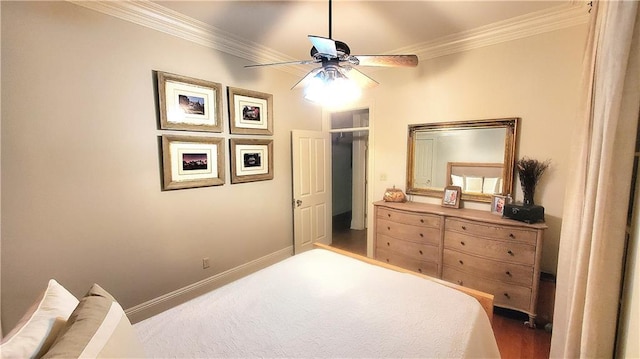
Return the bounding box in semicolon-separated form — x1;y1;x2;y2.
202;257;210;269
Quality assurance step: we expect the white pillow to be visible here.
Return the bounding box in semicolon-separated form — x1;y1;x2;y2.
465;176;484;193
450;174;464;189
0;279;78;359
483;177;500;194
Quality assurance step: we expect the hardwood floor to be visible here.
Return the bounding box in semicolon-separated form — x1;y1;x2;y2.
330;227;552;359
330;228;367;256
493;308;552;358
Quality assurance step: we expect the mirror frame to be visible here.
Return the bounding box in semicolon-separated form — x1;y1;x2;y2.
406;118;519;203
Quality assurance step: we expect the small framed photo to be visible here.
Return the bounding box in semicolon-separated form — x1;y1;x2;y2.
442;186;462;208
157;71;223;132
491;195;508;215
230;138;273;184
161;135;225;190
228;87;273;135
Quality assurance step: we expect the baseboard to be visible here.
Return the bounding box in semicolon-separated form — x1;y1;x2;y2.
125;246;293;323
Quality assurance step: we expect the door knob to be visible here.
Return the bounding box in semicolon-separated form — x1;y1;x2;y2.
295;199;302;207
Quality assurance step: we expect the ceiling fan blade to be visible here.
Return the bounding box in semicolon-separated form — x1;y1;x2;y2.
245;59;319;68
351;55;419;67
308;35;337;58
291;67;324;90
338;66;379;89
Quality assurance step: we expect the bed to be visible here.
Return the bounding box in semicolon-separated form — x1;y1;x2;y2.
2;245;500;358
134;244;500;358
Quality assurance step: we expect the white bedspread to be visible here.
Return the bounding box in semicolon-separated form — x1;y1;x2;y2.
134;249;500;358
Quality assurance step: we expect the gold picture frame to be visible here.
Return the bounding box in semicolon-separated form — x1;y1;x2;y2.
161;135;225;190
157;71;223;132
228;87;273;135
230;138;274;184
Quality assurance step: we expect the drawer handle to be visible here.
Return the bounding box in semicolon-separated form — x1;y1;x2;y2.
388;213;391;217
418;268;423;273
507;250;514;256
387;226;391;231
460;241;466;246
419;250;423;255
457;280;464;286
461;225;467;230
504;293;511;299
385;258;390;263
505;271;512;276
509;233;515;238
387;242;390;246
419;233;424;237
459;260;464;265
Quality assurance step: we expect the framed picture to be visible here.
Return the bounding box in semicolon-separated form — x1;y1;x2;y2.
228;87;273;135
229;138;273;184
157;71;223;132
442;186;462;208
491;194;508;215
161;135;225;190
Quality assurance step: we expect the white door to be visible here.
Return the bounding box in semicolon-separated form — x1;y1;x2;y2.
291;130;331;254
414;138;435;187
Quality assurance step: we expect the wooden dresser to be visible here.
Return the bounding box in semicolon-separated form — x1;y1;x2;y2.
374;201;547;327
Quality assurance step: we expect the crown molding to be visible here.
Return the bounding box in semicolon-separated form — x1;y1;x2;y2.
68;0;306;76
405;3;590;60
69;1;589;72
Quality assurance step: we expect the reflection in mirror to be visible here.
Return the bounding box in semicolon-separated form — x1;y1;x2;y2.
406;118;519;203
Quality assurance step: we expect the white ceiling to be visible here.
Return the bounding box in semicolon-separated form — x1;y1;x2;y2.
153;1;570;63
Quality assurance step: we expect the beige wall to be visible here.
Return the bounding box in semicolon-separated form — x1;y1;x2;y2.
0;2;319;332
367;24;589;275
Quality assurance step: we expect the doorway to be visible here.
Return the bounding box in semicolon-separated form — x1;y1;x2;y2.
329;109;368;256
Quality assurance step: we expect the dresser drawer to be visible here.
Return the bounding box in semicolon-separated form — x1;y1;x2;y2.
377;207;441;228
445;218;537;244
376;247;438;277
443;267;532;312
377;218;440;246
443;249;533;286
377;233;439;263
444;231;535;265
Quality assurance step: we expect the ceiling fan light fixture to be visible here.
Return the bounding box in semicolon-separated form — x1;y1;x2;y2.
303;67;361;107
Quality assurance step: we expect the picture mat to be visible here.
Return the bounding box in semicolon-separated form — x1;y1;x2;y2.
170;142;218;181
234;95;268;130
235;144;268;176
165;80;216;126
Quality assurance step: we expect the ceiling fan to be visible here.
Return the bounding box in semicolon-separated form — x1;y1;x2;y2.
245;0;419;95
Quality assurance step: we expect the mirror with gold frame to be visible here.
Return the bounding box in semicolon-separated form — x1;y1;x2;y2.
406;118;519;203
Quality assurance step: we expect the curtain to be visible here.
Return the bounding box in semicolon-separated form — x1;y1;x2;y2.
551;1;640;358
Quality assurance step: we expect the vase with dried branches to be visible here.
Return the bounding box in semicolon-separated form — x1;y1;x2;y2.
516;157;551;206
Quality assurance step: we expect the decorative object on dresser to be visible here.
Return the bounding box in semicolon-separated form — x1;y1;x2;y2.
383;186;407;202
490;194;509;215
442;186;462;208
516;157;550;206
503;157;551;224
374;201;547;328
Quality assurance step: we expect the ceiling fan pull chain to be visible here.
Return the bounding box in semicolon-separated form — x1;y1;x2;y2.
328;0;332;39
